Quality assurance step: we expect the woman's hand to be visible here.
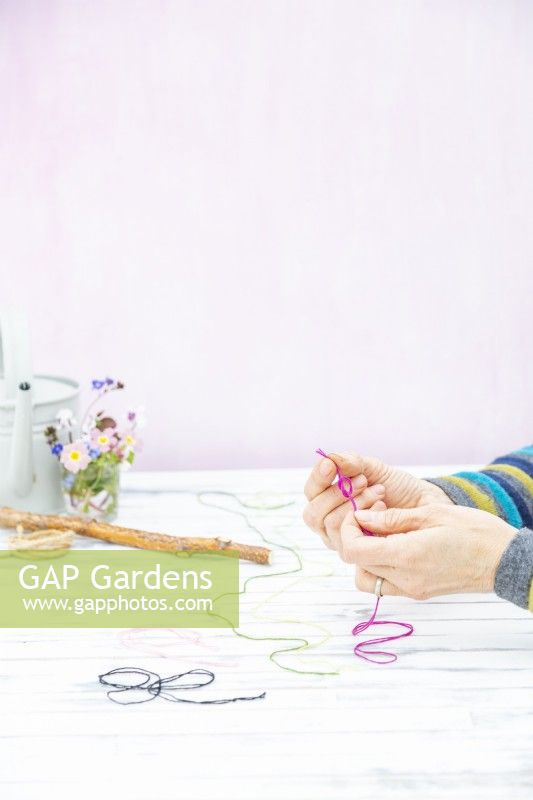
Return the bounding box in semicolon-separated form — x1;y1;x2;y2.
303;451;452;551
340;504;516;599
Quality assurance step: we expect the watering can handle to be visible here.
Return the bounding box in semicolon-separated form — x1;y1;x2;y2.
0;309;34;400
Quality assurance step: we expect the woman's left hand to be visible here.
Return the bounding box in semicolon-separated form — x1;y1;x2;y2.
340;504;517;600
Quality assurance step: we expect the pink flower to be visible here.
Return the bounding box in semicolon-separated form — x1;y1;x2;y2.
60;441;90;474
90;427;117;453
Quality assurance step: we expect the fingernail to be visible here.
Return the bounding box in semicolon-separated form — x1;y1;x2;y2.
374;484;385;495
320;459;333;477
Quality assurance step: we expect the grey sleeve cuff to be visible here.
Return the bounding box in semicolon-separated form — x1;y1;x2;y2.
494;528;533;610
424;477;477;509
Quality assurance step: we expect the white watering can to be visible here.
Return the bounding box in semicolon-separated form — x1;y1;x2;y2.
0;310;79;512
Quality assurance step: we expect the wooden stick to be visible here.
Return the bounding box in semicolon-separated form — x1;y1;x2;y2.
0;507;271;565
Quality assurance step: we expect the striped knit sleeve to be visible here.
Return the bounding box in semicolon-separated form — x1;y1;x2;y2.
426;445;533;612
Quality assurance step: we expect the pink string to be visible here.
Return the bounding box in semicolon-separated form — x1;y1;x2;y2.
316;448;414;664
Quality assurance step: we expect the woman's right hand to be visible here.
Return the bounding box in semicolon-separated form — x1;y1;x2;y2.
303;451;453;551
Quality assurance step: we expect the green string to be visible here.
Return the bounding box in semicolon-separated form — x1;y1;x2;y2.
196;491;339;677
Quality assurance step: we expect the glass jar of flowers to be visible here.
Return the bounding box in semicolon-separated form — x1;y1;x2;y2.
44;378;144;521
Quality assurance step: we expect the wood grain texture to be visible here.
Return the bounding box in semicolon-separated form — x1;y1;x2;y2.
0;466;532;800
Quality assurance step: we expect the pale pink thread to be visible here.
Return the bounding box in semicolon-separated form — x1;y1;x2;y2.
316;449;414;664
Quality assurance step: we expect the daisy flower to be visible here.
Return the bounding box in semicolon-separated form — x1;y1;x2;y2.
60;441;90;474
90;427;117;453
122;431;136;449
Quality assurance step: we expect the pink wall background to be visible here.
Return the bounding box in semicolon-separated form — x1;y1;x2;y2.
1;1;532;470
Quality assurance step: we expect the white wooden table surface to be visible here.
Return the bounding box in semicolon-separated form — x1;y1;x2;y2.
1;466;532;800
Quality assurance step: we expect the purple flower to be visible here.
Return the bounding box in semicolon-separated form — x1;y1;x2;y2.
127;411;136;422
105;377;114;385
88;447;100;459
51;443;63;455
92;379;105;390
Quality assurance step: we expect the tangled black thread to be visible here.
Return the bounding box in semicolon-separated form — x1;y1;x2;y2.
99;667;266;706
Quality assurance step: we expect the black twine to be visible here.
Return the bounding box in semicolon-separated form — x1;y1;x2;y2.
98;666;266;706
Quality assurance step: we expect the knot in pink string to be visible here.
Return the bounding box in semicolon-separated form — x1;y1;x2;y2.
316;447;355;509
315;448;414;664
315;448;372;534
337;473;354;501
